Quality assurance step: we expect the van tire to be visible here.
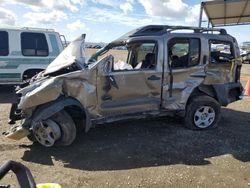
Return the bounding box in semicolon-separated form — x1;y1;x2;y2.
185;95;221;130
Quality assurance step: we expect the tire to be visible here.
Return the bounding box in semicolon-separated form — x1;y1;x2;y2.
32;110;76;147
52;110;76;146
184;95;221;130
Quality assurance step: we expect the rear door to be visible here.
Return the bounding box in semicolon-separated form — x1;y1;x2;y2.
163;36;205;110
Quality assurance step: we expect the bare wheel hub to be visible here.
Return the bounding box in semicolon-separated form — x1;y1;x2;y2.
194;106;215;128
33;119;61;147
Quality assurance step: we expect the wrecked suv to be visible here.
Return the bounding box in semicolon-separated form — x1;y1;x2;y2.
6;25;243;147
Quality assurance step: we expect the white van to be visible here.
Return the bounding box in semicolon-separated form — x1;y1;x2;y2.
0;27;65;85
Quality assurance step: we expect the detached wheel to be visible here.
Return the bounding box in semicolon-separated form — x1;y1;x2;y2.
185;95;221;130
32;110;76;147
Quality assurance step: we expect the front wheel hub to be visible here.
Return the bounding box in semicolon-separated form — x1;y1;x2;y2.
32;119;61;147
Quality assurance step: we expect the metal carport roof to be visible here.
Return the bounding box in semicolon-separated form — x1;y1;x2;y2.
200;0;250;27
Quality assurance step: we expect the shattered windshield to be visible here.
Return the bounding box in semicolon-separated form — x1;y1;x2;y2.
44;34;86;75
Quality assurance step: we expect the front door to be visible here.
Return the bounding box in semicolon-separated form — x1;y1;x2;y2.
97;40;163;117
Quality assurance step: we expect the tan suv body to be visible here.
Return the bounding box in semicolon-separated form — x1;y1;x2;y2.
5;26;243;147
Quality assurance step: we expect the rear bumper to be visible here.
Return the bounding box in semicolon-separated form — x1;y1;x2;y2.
213;82;243;106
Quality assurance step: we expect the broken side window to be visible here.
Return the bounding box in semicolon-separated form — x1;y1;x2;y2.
108;47;128;63
94;45;129;69
210;40;234;63
113;42;158;71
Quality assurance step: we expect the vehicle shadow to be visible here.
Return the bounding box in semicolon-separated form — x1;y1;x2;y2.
20;107;250;171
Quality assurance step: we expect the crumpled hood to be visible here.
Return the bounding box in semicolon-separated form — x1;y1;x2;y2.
17;76;62;110
17;66;98;112
44;34;86;75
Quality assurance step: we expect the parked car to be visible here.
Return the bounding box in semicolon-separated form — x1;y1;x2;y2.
239;42;250;63
240;50;250;64
5;25;243;147
0;27;65;85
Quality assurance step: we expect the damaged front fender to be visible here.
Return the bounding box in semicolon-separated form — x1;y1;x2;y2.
18;68;98;114
14;65;99;136
31;97;92;132
18;77;63;110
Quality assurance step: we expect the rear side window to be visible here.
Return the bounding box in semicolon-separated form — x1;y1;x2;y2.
210;40;234;63
21;32;48;56
0;31;9;56
168;38;200;68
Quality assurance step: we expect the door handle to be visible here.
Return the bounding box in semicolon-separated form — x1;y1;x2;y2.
147;75;160;81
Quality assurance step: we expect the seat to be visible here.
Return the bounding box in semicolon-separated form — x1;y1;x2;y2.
141;53;155;69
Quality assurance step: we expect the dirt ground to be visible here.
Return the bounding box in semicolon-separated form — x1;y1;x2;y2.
0;64;249;188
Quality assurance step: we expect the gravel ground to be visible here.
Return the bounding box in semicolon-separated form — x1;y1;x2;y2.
0;64;249;188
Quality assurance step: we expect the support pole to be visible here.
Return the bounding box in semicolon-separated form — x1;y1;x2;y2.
207;20;210;28
199;2;204;27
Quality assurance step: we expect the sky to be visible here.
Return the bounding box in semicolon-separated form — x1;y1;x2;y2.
0;0;250;44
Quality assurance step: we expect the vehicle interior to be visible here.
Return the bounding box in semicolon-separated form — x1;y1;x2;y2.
168;38;200;68
95;42;158;71
210;40;234;63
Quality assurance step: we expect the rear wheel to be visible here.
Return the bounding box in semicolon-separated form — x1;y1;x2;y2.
185;95;221;130
32;110;76;147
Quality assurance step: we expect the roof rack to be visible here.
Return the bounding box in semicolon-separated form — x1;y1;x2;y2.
130;25;227;37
